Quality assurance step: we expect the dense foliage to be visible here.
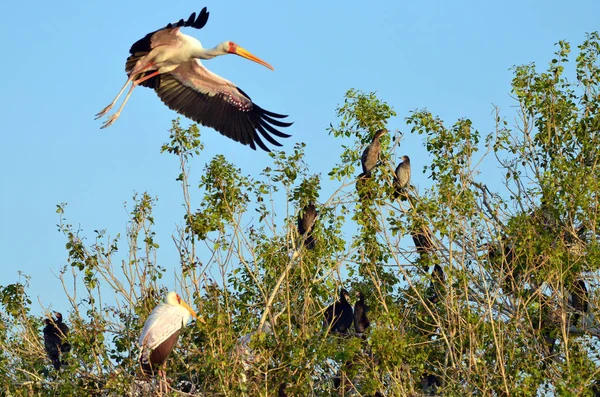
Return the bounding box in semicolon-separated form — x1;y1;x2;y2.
2;33;600;396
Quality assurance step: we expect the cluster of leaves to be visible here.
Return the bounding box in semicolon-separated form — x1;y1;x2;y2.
2;33;600;396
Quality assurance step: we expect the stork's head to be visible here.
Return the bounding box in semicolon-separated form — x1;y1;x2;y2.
223;41;274;71
165;291;197;319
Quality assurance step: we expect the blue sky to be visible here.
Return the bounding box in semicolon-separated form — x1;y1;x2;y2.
1;1;598;313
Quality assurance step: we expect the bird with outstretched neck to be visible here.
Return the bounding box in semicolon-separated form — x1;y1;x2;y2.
96;8;292;152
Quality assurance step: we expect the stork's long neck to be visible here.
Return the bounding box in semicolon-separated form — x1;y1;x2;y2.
193;44;227;60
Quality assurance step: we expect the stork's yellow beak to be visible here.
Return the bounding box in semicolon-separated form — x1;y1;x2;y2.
180;300;197;319
235;46;274;71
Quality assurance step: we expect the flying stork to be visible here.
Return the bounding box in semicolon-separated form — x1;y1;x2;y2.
138;291;197;394
96;8;292;151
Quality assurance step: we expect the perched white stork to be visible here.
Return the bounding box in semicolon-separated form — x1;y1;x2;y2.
96;7;292;151
138;291;197;394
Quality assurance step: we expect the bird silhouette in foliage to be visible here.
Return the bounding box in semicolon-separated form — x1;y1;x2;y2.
297;204;317;249
324;288;354;335
412;225;434;272
353;292;370;336
569;279;589;326
43;312;70;370
427;264;445;304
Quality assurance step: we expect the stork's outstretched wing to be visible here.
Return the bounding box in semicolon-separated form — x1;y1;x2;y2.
154;59;292;151
129;9;210;56
125;9;211;87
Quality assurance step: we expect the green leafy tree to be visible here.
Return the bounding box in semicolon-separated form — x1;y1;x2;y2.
1;33;600;396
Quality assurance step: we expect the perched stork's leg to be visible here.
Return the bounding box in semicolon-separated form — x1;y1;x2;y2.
157;364;170;395
95;62;155;120
156;368;164;396
99;71;161;129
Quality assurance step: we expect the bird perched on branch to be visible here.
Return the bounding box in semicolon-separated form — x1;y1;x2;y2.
353;292;370;336
96;8;292;151
412;225;434;272
297;204;318;249
428;264;445;304
43;312;70;370
139;291;197;394
393;155;411;200
324;288;354;335
360;129;388;178
568;279;589;326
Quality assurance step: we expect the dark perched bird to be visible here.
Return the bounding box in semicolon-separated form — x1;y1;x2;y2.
421;373;443;393
96;8;292;151
486;236;516;266
412;225;434;272
428;264;445;304
569;279;589;326
43;312;70;370
323;288;354;335
278;382;288;397
393;155;411;199
353;292;370;335
297;204;318;249
412;226;433;255
360;129;388;178
591;380;600;397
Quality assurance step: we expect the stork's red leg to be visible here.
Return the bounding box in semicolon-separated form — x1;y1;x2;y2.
95;62;155;121
133;70;161;85
156;368;163;396
99;70;163;129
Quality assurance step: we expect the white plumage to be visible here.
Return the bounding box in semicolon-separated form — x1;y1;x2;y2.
138;291;196;371
95;8;293;152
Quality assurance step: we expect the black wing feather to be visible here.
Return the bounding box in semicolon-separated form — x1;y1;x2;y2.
258;116;292;139
129;8;210;55
125;9;210;88
256;124;284;147
154;74;292;151
261;112;295;129
260;108;290;119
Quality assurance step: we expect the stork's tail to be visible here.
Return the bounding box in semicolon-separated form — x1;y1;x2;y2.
139;349;156;376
